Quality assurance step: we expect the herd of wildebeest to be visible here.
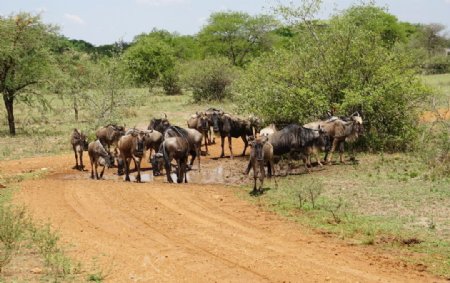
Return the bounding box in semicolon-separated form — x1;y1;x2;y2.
70;108;364;194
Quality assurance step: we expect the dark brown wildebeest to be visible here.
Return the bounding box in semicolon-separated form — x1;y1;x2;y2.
148;113;171;133
153;137;190;183
95;124;125;153
210;113;254;159
88;140;113;180
164;126;202;171
245;136;275;195
304;112;363;164
70;129;89;170
187;112;210;155
118;131;146;182
268;124;330;173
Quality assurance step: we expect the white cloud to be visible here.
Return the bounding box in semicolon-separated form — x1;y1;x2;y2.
445;0;450;4
136;0;186;6
64;13;85;25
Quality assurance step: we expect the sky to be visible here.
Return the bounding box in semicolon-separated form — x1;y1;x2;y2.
0;0;449;46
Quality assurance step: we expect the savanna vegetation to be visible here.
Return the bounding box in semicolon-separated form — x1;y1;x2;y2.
1;0;450;279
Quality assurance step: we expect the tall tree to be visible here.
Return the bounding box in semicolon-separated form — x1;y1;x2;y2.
198;11;278;66
0;13;57;135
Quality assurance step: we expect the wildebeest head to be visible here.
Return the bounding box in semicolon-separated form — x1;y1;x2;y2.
132;131;145;155
317;126;332;152
152;152;164;176
148;114;171;133
198;114;209;132
79;132;89;151
248;115;261;135
250;136;267;161
350;112;364;135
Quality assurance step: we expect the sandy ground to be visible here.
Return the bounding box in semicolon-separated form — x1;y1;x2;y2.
1;139;444;282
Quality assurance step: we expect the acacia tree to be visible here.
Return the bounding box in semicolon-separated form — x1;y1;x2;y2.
0;13;57;135
198;11;278;66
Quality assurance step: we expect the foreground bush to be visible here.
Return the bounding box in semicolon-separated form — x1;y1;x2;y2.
236;3;430;151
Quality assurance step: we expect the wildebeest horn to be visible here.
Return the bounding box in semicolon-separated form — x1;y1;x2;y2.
163;113;167;119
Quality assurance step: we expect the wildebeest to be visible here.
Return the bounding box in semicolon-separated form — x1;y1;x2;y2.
143;129;163;160
268;124;330;173
70;129;89;170
211;113;254;159
88;140;114;180
95;124;125;153
245;136;274;194
148;113;171;133
187;112;210;154
153;137;190;183
304;112;363;164
118;130;146;182
260;124;277;137
164;126;202;171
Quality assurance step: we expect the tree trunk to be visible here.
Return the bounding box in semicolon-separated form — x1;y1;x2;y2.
3;92;16;135
73;94;79;121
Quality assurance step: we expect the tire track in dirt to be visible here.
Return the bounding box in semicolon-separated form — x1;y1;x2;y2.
6;140;445;282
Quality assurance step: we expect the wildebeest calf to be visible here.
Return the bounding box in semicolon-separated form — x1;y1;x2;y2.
88;140;113;180
71;129;89;170
245;136;274;195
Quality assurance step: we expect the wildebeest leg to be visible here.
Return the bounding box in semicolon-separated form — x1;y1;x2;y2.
90;158;95;179
79;150;84;170
99;164;106;179
244;160;252;175
267;160;273;178
241;135;248;156
220;135;225;158
125;158;131;182
339;141;345;163
326;139;340;164
228;135;233;159
259;162;265;194
95;162;100;179
204;133;209;155
165;158;174;183
73;146;79;169
252;160;258;194
303;155;311;173
135;157;142;183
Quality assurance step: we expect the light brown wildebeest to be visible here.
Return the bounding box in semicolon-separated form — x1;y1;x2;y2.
95;124;125;153
153;136;190;183
88;140;113;180
187;112;210;155
118;131;146;182
260;123;277;137
304;112;363;164
70;129;89;170
245;136;275;195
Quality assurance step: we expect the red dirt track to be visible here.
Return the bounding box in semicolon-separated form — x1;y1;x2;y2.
2;141;444;282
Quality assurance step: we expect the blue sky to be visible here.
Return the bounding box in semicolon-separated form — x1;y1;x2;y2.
1;0;449;46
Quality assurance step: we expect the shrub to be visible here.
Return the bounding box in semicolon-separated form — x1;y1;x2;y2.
161;69;182;95
180;58;237;102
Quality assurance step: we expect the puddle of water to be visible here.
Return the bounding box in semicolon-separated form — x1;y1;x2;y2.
124;173;154;182
187;166;225;184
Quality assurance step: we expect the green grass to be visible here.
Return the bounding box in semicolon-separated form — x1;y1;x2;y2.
236;153;450;277
421;73;450;108
0;89;236;160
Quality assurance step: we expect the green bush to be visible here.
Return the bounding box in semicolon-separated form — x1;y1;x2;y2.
423;55;450;75
236;3;431;151
161;69;182;95
180;58;237;102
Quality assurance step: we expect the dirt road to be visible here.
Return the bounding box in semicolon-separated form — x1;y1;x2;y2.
2;141;442;282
